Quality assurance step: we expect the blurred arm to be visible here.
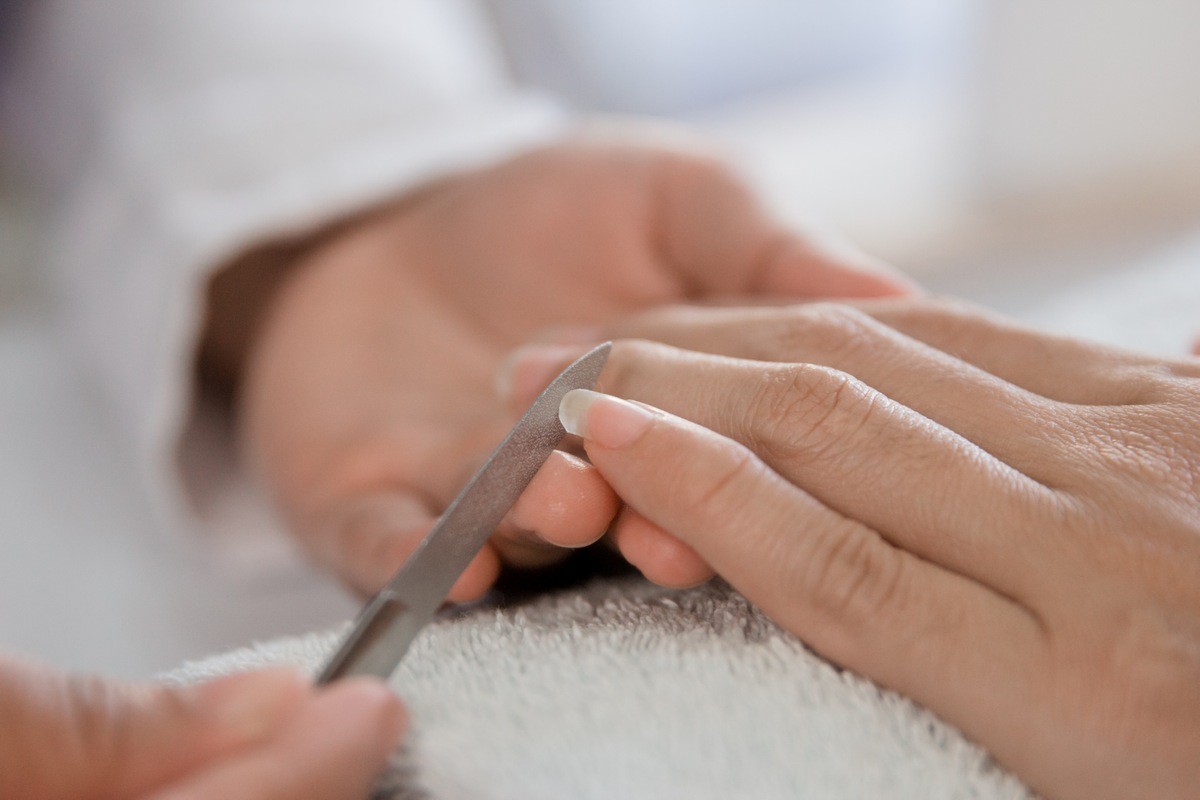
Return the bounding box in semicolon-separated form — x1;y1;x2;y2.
2;0;562;556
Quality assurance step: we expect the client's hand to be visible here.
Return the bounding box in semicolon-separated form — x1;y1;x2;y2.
513;300;1200;800
0;656;405;799
231;143;910;598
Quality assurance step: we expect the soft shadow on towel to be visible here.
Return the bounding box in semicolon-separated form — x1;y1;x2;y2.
165;579;1035;800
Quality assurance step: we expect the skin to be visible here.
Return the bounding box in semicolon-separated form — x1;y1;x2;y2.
1;144;910;799
505;298;1200;800
233;142;912;598
0;658;405;799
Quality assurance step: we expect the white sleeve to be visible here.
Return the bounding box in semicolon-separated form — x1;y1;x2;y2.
3;0;565;569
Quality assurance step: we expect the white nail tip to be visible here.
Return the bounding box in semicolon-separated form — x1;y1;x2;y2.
560;388;602;438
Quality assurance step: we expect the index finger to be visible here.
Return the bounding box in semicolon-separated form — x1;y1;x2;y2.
558;389;1046;768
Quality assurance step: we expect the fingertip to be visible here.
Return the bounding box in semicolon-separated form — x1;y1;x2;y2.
835;252;923;297
320;492;438;596
447;544;501;603
144;677;407;799
509;451;620;548
763;238;921;300
854;271;923;298
190;666;313;743
196;664;312;701
562;390;661;450
321;678;408;747
351;511;497;602
356;521;433;596
612;508;714;589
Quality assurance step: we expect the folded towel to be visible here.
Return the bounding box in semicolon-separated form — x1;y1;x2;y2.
166;578;1034;799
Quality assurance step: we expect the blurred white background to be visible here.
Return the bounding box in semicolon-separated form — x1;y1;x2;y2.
2;0;1199;678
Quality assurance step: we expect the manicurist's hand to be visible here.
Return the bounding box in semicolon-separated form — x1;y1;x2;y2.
514;299;1200;800
226;143;911;598
0;656;405;799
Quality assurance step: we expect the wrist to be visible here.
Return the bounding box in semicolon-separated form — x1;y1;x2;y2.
196;177;460;410
197;240;310;409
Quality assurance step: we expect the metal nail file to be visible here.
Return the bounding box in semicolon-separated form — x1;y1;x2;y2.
316;342;612;684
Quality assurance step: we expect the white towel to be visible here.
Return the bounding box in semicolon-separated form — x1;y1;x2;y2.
163;234;1200;798
166;579;1034;799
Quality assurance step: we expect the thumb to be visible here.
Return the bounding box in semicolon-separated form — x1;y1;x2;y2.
655;154;918;299
0;656;308;799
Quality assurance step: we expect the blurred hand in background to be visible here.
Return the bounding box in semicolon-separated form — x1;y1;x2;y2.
0;657;405;799
217;143;912;598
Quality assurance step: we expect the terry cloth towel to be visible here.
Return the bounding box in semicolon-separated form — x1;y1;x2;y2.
166;578;1035;800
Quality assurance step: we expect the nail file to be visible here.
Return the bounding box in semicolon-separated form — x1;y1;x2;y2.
316;342;612;684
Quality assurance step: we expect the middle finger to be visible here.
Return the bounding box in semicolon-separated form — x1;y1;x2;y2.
572;303;1068;482
515;340;1064;603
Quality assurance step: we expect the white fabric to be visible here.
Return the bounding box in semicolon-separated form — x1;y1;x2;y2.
61;240;1200;796
167;579;1035;800
1;0;564;564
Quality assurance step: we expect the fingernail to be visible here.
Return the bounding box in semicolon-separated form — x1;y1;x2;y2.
495;344;585;403
559;389;658;449
191;668;310;741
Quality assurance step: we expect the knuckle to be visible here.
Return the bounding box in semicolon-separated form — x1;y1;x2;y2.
802;527;904;631
679;446;761;527
1077;407;1198;496
1060;608;1200;756
1166;357;1200;381
61;674;140;770
1079;362;1182;406
878;296;996;353
748;364;877;464
910;295;989;326
1123;362;1200;403
774;303;877;360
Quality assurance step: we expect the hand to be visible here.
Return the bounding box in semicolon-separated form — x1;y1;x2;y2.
513;299;1200;800
0;656;405;799
231;142;912;598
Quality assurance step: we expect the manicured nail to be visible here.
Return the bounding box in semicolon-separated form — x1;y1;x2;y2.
559;389;658;448
192;667;310;740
